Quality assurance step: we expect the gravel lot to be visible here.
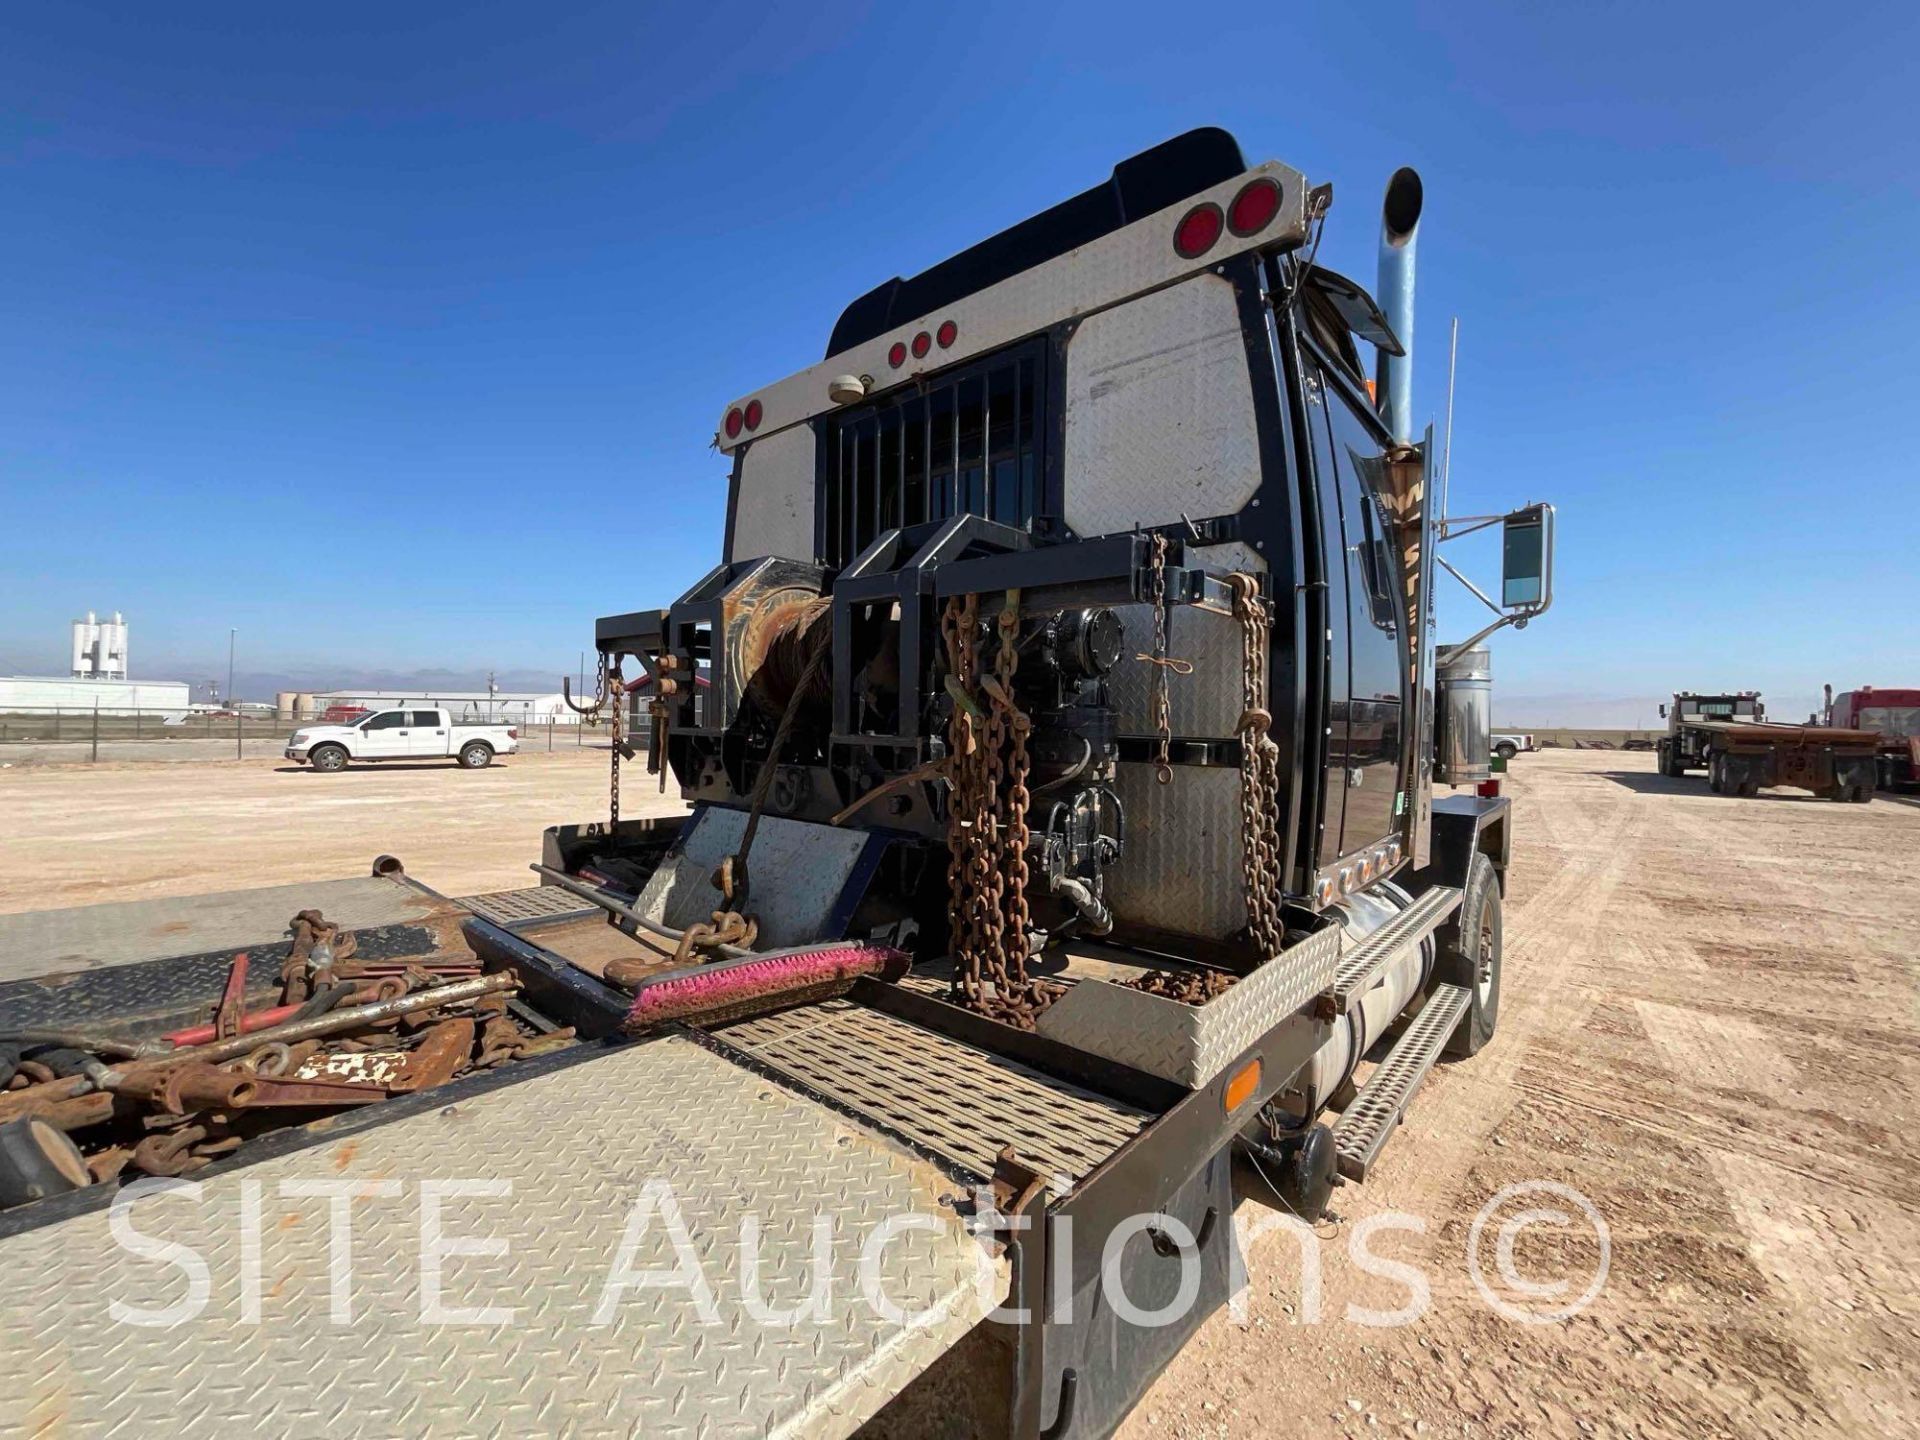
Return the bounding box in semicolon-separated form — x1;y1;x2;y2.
0;746;683;912
1;746;1913;1436
1123;749;1919;1439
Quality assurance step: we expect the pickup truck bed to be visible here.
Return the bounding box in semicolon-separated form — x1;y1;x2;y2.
0;874;1011;1439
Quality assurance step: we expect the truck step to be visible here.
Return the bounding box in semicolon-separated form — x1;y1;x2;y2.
1331;983;1472;1181
1321;885;1462;1015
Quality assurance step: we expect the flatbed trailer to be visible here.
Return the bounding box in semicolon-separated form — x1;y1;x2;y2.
0;128;1552;1437
1659;710;1878;800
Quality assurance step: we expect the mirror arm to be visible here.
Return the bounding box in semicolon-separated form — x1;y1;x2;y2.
1436;552;1505;617
1438;514;1503;541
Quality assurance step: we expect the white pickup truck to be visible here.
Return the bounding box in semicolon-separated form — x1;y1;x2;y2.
1492;731;1536;760
284;706;519;771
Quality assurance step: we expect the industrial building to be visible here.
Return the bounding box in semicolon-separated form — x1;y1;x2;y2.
0;612;190;714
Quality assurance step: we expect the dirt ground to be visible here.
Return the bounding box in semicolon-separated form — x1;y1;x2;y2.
1123;750;1920;1440
0;746;684;912
2;747;1914;1437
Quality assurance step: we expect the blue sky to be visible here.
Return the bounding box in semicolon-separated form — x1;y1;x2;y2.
2;2;1914;722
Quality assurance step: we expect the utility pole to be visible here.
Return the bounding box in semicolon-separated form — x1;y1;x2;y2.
227;628;237;708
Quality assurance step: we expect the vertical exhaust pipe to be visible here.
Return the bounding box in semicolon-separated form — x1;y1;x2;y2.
1374;167;1424;444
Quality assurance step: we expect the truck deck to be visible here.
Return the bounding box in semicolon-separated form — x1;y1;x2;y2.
0;873;1006;1439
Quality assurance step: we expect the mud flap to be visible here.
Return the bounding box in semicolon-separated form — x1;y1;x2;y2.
1013;1146;1241;1439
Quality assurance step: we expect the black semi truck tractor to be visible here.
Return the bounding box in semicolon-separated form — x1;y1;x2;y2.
0;129;1554;1440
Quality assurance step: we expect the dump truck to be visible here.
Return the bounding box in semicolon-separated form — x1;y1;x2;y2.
0;129;1554;1438
1656;690;1877;800
1824;684;1920;790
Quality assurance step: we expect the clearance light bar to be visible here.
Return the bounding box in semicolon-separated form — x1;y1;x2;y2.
713;157;1309;452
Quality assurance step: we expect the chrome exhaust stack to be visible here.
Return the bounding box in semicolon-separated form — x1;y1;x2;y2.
1374;167;1424;444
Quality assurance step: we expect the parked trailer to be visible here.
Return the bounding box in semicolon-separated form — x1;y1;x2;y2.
1657;691;1877;800
0;130;1553;1439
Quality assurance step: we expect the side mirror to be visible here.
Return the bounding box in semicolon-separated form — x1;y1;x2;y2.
1658;704;1667;719
1501;503;1553;610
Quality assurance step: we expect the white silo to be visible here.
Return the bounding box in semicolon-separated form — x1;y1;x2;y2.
99;612;128;679
71;611;100;678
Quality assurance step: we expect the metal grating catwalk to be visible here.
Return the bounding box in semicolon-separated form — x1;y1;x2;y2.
714;1001;1150;1185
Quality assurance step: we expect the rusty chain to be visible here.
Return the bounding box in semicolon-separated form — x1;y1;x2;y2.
942;592;1056;1028
1230;572;1286;960
1135;533;1193;784
993;594;1033;981
605;652;622;828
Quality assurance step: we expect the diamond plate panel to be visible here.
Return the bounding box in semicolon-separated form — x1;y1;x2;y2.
1062;275;1262;539
1034;925;1340;1087
637;808;869;949
730;424;817;564
0;1038;999;1439
1104;762;1244;941
0;921;451;1039
716;1002;1148;1184
1108;542;1265;736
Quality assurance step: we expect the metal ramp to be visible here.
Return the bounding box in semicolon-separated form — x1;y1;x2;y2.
1331;983;1471;1181
1321;885;1461;1015
0;1036;999;1439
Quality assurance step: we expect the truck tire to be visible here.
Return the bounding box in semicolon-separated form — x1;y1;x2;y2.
1439;852;1501;1058
309;744;348;773
1708;754;1728;794
1494;741;1518;762
1850;784;1873;804
458;741;494;769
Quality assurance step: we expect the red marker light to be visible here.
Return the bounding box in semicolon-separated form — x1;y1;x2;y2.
724;408;744;439
1173;203;1224;259
1227;177;1282;236
744;399;763;430
936;319;958;349
911;331;932;359
888;341;907;368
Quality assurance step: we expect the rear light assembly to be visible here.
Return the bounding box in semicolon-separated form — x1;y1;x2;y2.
1173;176;1286;259
743;398;762;430
1173;202;1223;259
508;728;518;740
885;319;958;372
1227;177;1282;236
724;407;744;439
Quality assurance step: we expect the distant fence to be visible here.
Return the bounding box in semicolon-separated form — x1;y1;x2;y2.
0;706;631;761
